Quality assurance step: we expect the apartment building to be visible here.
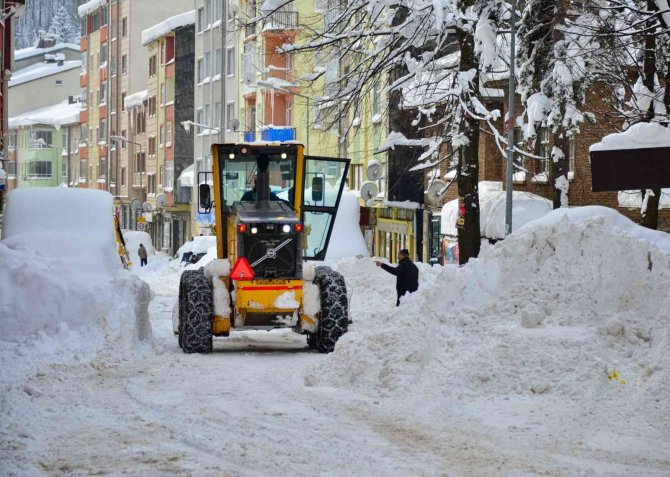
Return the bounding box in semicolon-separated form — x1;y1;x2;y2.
78;0;188;230
141;11;195;254
191;0;239;235
7;99;81;190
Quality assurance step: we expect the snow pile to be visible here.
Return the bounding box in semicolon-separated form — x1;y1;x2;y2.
590;122;670;152
176;235;217;260
325;191;370;259
313;207;670;412
122;230;155;264
141;10;195;46
441;181;552;238
124;90;148;110
0;188;152;386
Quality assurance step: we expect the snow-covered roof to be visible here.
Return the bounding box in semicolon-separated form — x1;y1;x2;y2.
589;122;670;152
14;43;80;61
124;90;148;110
9;100;81;130
78;0;107;18
9;60;82;87
441;181;552;238
141;10;195;46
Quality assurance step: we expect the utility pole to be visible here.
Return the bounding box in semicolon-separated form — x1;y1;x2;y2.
504;0;516;236
221;0;227;143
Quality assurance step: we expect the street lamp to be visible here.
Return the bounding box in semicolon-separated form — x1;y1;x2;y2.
111;135;145;201
180;120;221;134
257;80;310;154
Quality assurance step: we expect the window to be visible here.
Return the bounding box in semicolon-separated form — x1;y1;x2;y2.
198;7;206;32
214;0;222;19
80;159;87;180
5;161;16;176
110;55;116;77
205;0;212;23
136;111;146;133
29;130;52;148
120;129;127;148
226;47;235;75
55;79;63;86
135;152;146;173
165;36;175;63
101;43;108;64
121;166;126;186
121;92;127;111
204;104;211;125
26;161;52;178
111;14;117;38
539;128;550;174
226;102;235;130
160;125;164;146
161;41;166;65
149;55;157;76
148;96;157;116
197;57;205;83
166;161;174;188
214;102;221;129
166;122;172;146
196;108;204;126
148;136;156;155
148;174;156;194
372;80;380;115
215;48;222;75
161;83;166;105
122;17;127;37
349;163;363;190
99;119;107;141
100;81;107;103
80;124;87;142
568;136;576;174
121;54;127;74
6;133;16;149
285;102;292;126
204;51;211;79
81;18;87;37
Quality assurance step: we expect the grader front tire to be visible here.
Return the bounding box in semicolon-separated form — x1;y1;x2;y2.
179;269;214;354
313;266;349;354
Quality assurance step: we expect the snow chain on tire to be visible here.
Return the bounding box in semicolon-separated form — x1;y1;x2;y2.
312;266;348;353
179;268;214;353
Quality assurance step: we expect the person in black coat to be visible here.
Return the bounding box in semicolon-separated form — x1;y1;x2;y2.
375;249;419;306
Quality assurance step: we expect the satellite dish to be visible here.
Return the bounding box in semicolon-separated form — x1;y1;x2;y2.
156;193;167;208
366;159;383;181
425;179;448;205
130;198;142;211
360;181;378;201
242;71;255;86
142;201;153;212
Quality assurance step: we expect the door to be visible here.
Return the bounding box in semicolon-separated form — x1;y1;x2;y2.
302;155;350;260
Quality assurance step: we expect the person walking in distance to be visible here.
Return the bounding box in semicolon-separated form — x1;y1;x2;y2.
375;248;419;306
138;243;148;267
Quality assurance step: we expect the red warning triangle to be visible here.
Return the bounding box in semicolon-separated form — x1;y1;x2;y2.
230;257;255;280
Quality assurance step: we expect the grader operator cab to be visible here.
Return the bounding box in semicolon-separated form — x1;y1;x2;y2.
177;143;351;353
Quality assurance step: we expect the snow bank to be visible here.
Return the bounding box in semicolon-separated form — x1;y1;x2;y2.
326;191;370;259
142;10;195;45
176;235;217;259
441;182;552;238
314;206;670;413
0;189;153;387
122;230;155;265
590;122;670;152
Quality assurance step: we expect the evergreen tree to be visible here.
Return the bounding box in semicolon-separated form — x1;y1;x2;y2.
48;5;79;44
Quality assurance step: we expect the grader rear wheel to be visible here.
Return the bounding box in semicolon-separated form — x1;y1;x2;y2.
313;266;348;353
179;268;214;354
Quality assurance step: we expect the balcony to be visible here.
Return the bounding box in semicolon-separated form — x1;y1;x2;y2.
262;10;298;31
261;127;295;142
244;131;255;142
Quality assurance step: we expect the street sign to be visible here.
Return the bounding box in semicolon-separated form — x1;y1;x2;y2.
137;222;146;231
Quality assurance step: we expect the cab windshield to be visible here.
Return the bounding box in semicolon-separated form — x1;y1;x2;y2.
220;151;297;206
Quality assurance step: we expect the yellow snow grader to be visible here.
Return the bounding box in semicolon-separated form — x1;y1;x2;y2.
176;143;350;353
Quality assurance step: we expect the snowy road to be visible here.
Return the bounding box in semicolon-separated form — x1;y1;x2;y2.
3;222;670;477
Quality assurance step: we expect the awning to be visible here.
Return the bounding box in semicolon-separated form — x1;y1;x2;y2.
177;164;194;187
